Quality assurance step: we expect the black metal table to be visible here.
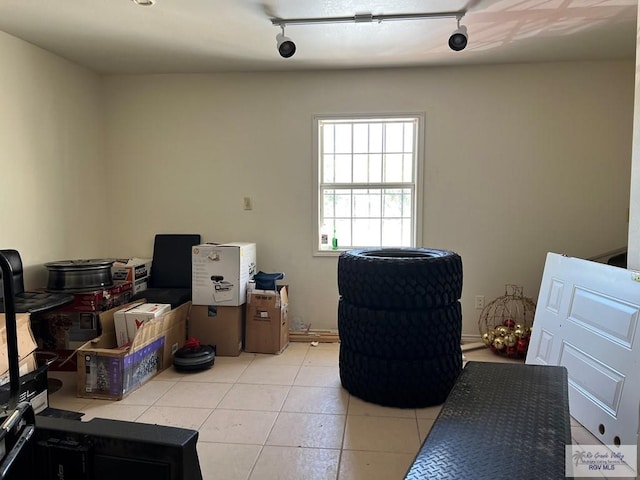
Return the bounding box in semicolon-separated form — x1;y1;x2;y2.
405;361;571;480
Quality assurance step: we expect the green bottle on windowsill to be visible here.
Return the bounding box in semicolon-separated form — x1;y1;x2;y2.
331;227;338;251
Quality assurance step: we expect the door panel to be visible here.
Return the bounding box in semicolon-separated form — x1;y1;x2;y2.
526;252;640;448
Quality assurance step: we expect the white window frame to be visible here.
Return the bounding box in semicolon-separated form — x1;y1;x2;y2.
312;113;425;256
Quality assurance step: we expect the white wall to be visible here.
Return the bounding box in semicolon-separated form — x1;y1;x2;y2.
104;61;633;336
0;30;633;338
0;31;107;289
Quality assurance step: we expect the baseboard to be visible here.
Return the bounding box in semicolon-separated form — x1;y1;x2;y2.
289;331;484;346
461;342;485;352
289;330;340;343
461;334;481;344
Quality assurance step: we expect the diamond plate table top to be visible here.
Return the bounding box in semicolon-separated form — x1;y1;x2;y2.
405;361;571;480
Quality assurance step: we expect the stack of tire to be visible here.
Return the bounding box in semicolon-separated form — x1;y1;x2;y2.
337;248;463;408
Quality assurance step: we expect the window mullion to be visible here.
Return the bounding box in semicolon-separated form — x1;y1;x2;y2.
380;124;385;245
321;182;413;189
402;123;406;246
367;124;371;184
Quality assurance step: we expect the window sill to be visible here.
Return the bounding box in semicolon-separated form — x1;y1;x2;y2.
313;249;345;257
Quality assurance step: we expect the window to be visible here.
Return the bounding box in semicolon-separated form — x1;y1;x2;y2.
313;114;423;254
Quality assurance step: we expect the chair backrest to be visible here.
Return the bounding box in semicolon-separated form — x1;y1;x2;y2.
149;234;201;289
0;249;25;297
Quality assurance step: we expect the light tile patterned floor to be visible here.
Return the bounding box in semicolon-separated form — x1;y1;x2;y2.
47;343;611;480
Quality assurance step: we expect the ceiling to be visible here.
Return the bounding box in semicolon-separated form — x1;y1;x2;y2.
0;0;636;75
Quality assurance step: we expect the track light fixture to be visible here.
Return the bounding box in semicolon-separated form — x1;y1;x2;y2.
276;26;296;58
448;17;468;51
271;10;468;56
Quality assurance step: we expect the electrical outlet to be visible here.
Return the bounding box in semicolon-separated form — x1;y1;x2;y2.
475;295;485;310
243;196;252;210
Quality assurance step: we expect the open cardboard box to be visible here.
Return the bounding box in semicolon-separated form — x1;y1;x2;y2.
76;301;190;400
0;313;38;378
0;313;48;413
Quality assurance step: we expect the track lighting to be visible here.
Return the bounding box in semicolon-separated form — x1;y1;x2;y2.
276;26;296;58
449;18;468;51
271;10;468;57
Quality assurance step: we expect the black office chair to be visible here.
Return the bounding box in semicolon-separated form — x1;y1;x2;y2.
130;234;201;308
0;250;73;314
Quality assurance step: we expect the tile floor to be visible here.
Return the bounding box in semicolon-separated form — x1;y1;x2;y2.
47;343;610;480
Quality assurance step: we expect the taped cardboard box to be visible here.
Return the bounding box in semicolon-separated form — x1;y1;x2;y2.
189;305;243;356
76;301;189;400
245;286;289;354
192;243;256;306
112;258;152;295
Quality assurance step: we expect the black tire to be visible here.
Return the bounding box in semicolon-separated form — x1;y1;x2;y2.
337;248;463;310
338;300;461;360
339;345;462;408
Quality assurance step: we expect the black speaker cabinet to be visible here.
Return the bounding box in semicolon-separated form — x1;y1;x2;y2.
34;416;203;480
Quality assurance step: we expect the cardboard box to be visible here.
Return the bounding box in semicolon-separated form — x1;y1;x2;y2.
124;303;171;345
192;243;256;306
116;300;186;366
0;313;38;376
112;258;152;295
30;282;135;354
161;305;189;370
76;301;190;400
189;305;243;356
0;352;37;386
245;286;289;354
30;310;101;350
114;302;145;347
52;281;133;313
0;314;46;412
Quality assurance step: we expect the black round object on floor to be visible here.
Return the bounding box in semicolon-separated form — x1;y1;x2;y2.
173;344;216;372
